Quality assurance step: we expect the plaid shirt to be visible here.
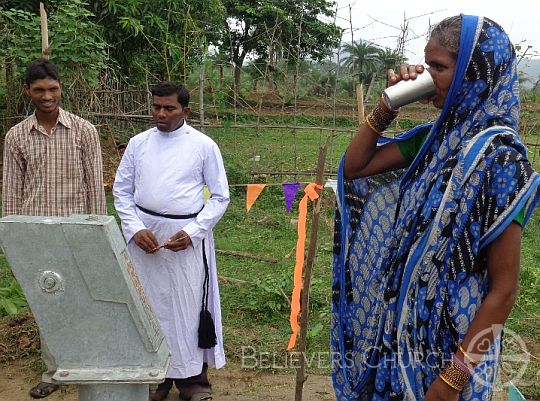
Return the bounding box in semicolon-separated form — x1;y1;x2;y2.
2;108;106;217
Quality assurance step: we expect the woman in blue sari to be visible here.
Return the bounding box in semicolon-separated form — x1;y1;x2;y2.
331;15;540;401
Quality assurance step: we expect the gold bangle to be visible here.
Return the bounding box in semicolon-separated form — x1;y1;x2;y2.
365;96;399;134
365;115;383;135
439;359;471;392
439;373;462;391
459;343;481;365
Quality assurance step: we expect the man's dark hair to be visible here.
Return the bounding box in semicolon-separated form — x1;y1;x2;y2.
24;58;61;86
151;81;190;107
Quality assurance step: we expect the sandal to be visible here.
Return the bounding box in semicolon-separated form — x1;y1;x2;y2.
149;378;174;401
189;392;212;401
29;382;59;399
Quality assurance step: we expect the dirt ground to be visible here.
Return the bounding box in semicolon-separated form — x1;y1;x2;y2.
0;359;337;401
0;359;510;401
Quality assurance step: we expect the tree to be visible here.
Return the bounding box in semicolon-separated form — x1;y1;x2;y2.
341;40;381;84
377;47;406;73
376;47;406;86
0;0;108;115
219;0;341;97
88;0;226;83
0;1;108;83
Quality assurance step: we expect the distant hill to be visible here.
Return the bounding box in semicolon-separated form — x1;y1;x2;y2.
519;58;540;90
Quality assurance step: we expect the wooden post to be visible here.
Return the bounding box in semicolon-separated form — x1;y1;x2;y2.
365;73;376;104
356;83;365;125
199;64;205;126
40;2;49;58
293;142;327;401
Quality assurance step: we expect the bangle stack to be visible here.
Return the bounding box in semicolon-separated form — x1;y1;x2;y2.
365;96;399;135
439;355;472;391
452;353;473;374
459;343;481;366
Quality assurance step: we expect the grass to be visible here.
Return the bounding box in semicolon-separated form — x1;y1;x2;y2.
213;186;336;370
1;104;540;397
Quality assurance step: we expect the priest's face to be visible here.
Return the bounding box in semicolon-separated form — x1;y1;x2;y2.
152;94;190;132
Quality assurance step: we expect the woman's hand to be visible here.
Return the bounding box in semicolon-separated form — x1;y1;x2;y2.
387;64;425;87
425;376;460;401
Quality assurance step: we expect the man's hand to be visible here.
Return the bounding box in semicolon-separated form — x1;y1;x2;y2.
425;376;460;401
133;229;160;253
162;230;192;252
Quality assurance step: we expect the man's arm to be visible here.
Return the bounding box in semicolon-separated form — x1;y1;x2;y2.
181;141;230;245
2;132;25;216
82;124;106;215
112;139;147;243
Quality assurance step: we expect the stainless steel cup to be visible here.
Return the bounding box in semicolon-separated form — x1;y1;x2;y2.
382;70;436;109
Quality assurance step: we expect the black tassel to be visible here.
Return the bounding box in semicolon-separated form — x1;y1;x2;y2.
198;239;217;349
198;310;217;349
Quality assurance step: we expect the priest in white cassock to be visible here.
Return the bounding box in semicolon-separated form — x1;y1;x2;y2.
113;81;229;401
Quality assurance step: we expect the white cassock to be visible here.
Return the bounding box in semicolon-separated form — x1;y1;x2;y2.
113;122;229;378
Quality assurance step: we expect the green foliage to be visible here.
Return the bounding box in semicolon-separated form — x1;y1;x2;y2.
521;88;540;103
0;280;26;317
341;40;381;84
254;270;293;314
0;0;109;87
220;0;341;90
48;0;108;86
0;255;27;318
89;0;226;83
0;7;42;70
222;157;252;186
377;47;406;74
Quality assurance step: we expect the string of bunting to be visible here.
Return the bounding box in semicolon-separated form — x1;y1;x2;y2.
205;180;337;212
204;179;337;350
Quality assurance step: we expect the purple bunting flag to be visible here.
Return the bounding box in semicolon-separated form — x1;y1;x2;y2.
282;182;302;213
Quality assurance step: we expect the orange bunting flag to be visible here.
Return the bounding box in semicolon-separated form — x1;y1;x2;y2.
287;182;323;350
246;184;266;212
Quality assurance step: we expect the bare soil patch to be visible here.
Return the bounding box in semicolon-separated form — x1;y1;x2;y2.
0;358;336;401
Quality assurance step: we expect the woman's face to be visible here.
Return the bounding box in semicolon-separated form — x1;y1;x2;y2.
424;38;457;109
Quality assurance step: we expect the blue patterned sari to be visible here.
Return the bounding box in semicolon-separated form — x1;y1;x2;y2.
331;15;540;401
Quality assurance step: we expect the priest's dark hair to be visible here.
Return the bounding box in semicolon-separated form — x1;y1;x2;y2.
151;81;190;107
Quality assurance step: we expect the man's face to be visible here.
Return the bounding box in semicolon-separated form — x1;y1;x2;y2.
25;78;62;115
151;94;189;132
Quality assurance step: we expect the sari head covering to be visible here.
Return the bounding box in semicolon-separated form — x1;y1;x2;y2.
331;14;540;401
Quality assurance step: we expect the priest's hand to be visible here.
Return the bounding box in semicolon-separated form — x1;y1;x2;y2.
133;229;160;253
163;230;192;252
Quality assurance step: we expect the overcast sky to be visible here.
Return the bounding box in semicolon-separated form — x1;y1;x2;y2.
330;0;539;64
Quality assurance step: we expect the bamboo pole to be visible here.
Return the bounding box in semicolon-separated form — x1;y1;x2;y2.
199;64;205;126
293;141;327;401
40;2;49;58
357;83;365;125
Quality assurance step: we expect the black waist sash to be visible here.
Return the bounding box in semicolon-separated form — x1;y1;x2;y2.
136;204;202;219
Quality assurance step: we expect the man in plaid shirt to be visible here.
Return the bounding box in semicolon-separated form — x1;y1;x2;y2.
2;58;106;398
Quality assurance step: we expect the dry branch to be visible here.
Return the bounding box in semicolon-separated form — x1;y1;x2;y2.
216;249;277;263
